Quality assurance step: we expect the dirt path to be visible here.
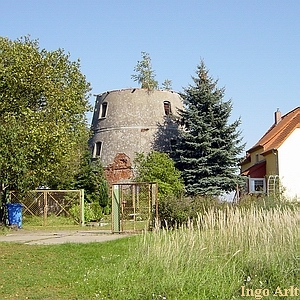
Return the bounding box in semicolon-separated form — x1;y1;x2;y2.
0;229;130;245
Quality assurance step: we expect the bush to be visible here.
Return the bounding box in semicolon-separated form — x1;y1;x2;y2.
158;193;299;229
69;202;103;223
158;195;228;228
238;194;299;211
134;151;184;200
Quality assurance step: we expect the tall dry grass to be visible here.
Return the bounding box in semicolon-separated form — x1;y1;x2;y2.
1;205;297;299
143;205;298;259
135;205;298;299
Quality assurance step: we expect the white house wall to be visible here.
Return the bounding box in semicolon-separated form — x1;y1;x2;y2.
277;127;300;201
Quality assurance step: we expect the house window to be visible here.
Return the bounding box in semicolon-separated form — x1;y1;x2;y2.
99;102;108;119
93;141;102;158
164;101;172;115
249;178;266;193
254;180;264;191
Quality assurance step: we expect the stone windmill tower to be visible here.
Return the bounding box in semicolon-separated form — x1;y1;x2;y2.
90;88;183;184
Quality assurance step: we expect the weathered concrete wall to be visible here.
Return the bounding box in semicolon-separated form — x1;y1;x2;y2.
90;88;183;182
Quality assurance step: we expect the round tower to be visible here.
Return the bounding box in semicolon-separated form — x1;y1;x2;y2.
90;88;183;183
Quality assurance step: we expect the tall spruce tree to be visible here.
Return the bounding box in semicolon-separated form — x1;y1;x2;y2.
173;60;245;196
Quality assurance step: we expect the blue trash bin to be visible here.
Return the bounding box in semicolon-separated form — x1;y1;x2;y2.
6;203;23;228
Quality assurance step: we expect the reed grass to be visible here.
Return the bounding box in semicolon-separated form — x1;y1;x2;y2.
134;205;299;299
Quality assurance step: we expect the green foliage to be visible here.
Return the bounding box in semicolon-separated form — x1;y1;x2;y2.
131;51;158;90
159;193;299;229
173;60;245;196
0;36;91;192
159;195;226;228
238;193;299;211
161;79;172;90
159;196;192;228
22;215;76;227
74;150;110;208
69;202;103;223
134;151;184;200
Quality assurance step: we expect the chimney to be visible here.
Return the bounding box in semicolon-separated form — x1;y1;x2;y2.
274;108;282;125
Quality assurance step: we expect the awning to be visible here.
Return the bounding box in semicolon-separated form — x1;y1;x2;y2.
241;160;266;178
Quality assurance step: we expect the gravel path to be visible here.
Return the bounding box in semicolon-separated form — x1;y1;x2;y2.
0;229;130;245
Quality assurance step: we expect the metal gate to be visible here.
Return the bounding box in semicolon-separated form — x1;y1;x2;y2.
9;190;84;226
112;182;158;233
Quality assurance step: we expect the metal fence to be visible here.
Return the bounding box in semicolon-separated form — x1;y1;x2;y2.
112;182;158;233
9;190;84;226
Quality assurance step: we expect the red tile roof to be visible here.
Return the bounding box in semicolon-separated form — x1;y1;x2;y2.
248;107;300;154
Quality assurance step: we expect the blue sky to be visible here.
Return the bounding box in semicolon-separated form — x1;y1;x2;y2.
1;0;299;150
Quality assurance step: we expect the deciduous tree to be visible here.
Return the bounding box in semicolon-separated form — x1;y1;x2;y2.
0;36;91;193
74;149;109;208
134;151;184;199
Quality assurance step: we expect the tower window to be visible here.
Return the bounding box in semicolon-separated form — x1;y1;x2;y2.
99;102;108;118
164;101;172;115
94;141;102;158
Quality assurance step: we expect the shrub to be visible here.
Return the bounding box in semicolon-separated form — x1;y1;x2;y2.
238;193;299;211
69;202;103;223
134;151;184;200
158;195;228;228
158;193;299;229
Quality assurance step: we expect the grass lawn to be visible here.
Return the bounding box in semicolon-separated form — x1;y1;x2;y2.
0;205;299;300
0;237;139;300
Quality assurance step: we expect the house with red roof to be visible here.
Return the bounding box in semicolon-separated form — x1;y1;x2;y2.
240;107;300;201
